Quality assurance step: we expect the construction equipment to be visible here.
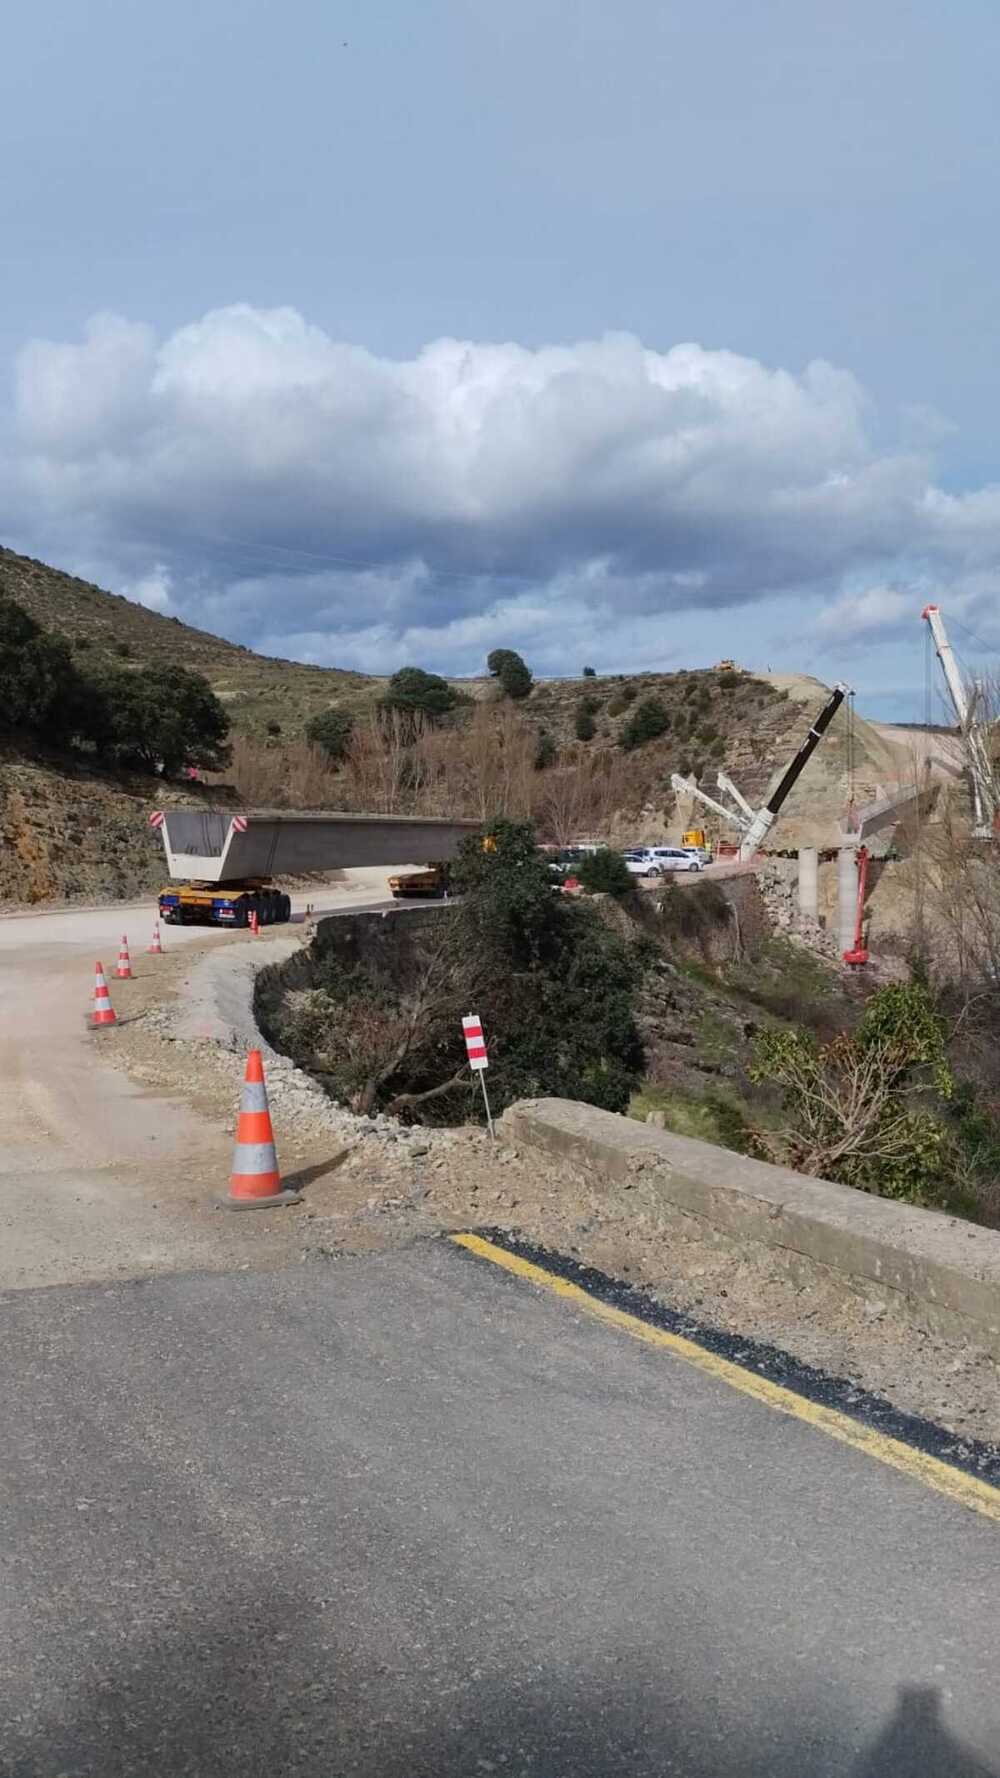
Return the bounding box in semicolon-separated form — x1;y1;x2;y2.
921;604;998;839
681;827;709;851
842;846;870;966
671;683;850;860
152;808;480;926
388;865;450;899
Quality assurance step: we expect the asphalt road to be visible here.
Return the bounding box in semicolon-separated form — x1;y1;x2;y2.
3;1241;999;1776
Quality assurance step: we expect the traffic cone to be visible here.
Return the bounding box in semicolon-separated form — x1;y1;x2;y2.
115;935;133;979
91;962;117;1027
147;921;163;955
249;909;259;938
225;1050;300;1210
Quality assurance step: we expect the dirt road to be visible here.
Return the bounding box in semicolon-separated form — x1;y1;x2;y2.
0;882;390;1290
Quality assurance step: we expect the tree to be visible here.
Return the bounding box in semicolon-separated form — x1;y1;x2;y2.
487;647;533;700
621;697;670;751
575;707;596;742
582;666;597;678
449;820;646;1113
306;707;353;761
381;665;459;719
578;848;633;898
87;663;231;775
0;597;86;743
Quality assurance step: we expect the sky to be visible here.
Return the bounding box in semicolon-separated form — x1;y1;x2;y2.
2;0;1000;719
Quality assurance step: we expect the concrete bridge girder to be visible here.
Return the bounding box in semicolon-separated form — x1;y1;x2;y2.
157;809;483;883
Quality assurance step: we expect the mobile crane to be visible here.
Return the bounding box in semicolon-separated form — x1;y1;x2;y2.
921;604;998;839
671;682;850;860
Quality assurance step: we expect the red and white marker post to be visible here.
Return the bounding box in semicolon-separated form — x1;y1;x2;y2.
462;1012;495;1140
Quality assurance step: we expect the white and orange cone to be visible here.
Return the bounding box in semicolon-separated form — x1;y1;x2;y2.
115;935;133;979
248;909;259;938
147;921;163;955
91;962;117;1027
225;1050;299;1210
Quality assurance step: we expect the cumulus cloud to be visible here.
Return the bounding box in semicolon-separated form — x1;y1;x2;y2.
6;303;1000;683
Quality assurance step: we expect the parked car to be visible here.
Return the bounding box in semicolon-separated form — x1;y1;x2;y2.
680;844;712;866
625;846;703;878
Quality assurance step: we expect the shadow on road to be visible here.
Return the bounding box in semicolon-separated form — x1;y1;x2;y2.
4;1603;995;1778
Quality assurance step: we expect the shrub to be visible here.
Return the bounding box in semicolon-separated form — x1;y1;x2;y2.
382;666;459;719
582;665;597;677
578;848;633;898
534;731;557;770
621;697;670;751
718;671;740;692
575;708;596;742
306;707;354;761
748;981;971;1210
266;721;282;737
487;648;533;700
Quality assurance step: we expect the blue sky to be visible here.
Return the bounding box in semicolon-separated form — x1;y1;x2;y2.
2;0;1000;717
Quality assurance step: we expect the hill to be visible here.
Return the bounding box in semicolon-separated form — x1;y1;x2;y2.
0;544;930;903
0;547;381;739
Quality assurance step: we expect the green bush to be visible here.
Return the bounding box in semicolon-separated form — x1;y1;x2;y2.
86;662;232;775
382;665;460;719
534;731;557;770
748;981;973;1211
582;665;597;677
306;707;354;761
487;647;533;700
575;708;596;742
0;598;85;743
578;848;633;897
621;697;670;751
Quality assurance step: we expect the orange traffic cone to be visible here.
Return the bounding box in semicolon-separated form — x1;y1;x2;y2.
249;909;259;937
225;1050;300;1210
115;935;133;979
91;962;117;1027
147;921;163;955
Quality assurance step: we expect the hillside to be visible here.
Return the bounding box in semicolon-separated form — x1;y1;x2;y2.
0;544;935;902
0;547;381;739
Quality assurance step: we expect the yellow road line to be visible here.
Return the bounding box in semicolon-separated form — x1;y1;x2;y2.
451;1232;1000;1525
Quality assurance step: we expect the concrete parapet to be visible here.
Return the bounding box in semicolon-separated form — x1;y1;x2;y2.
500;1097;1000;1358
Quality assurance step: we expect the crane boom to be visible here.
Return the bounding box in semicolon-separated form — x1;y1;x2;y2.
737;682;850;858
921;603;996;836
669;774;750;832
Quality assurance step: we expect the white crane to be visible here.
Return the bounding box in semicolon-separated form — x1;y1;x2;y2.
921;604;997;839
672;683;851;860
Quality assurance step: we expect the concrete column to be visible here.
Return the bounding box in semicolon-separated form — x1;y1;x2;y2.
837;845;858;957
797;848;818;921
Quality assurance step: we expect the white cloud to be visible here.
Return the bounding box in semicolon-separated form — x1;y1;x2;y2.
6;303;1000;685
124;562;175;614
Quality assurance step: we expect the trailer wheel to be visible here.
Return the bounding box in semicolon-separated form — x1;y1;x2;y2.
279;893;292;923
233;900;249;928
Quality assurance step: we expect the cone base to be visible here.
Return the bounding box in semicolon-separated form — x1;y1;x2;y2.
221;1188;302;1212
91;1014;117;1027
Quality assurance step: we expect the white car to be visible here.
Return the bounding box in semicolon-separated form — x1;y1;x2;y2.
625;847;703;878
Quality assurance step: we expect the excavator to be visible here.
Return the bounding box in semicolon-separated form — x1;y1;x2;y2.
671;682;850;860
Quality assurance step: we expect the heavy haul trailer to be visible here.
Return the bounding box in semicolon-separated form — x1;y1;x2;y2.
150;807;481;926
157;881;291;927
